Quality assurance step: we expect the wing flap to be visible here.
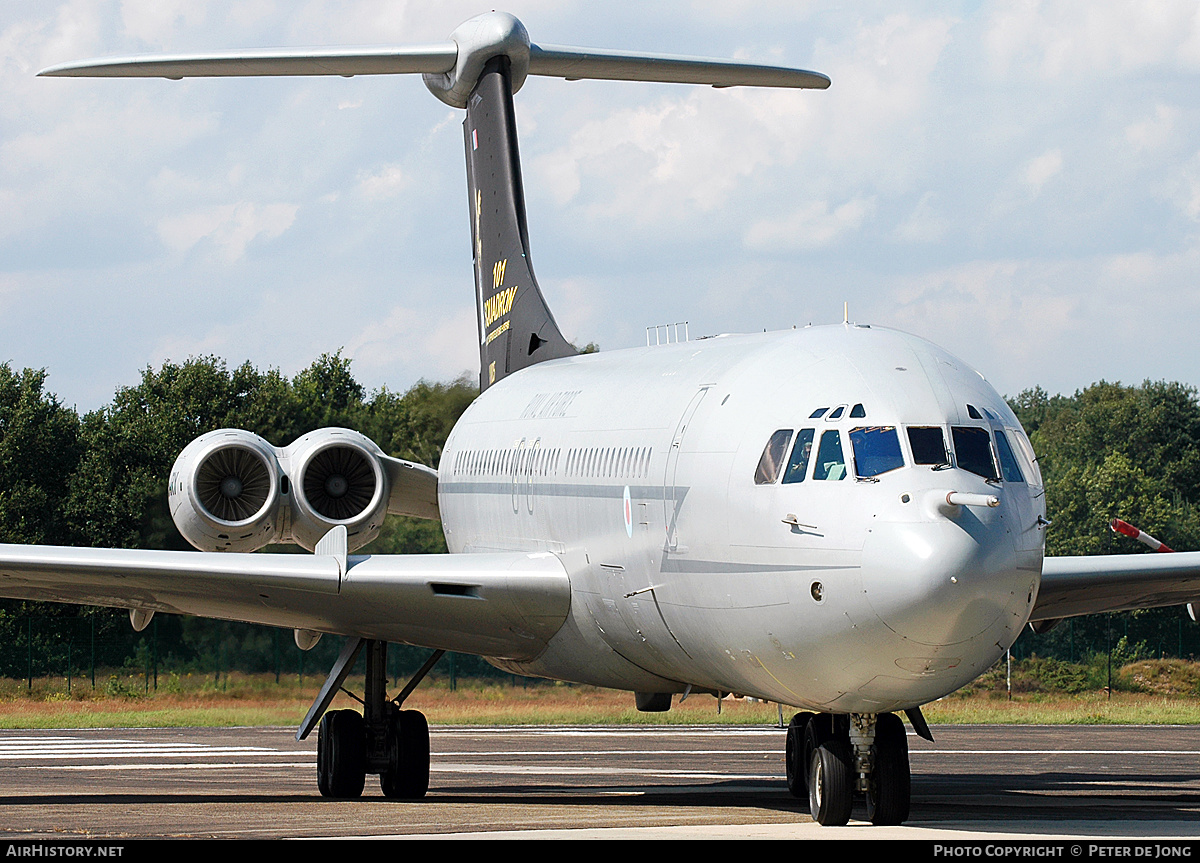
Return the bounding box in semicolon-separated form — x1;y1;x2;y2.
1032;551;1200;620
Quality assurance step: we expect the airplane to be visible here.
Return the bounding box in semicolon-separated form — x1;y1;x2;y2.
5;10;1200;827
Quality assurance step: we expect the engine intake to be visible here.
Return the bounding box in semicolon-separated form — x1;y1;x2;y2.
196;444;274;523
169;430;283;553
300;445;378;521
287;430;389;551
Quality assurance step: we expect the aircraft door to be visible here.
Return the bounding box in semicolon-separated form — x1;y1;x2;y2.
511;438;525;513
664;387;709;552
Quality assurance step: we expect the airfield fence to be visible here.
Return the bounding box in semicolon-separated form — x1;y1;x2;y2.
0;611;525;692
3;606;1200;693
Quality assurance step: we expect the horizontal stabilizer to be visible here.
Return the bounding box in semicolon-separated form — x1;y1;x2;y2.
39;44;458;79
38;12;830;108
529;44;829;89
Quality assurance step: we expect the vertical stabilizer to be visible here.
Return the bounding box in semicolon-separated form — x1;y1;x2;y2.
465;56;576;391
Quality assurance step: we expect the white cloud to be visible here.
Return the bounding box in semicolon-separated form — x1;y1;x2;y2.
744;197;876;251
355;164;406;200
894;192;949;244
1125;103;1179;153
119;0;207;46
1023;149;1063;196
984;0;1200;80
345;303;478;382
157;201;298;262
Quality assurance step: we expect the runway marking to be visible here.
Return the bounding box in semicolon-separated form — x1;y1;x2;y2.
3;762;313;771
0;737;286;760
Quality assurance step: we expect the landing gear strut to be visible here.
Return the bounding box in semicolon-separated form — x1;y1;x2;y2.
784;710;912;826
302;637;442;799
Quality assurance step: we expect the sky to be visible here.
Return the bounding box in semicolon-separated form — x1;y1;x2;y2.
4;1;1200;411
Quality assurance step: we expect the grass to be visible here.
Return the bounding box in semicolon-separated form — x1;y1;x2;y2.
3;659;1200;728
0;671;786;728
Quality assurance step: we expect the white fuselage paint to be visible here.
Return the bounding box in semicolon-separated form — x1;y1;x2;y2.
438;324;1046;714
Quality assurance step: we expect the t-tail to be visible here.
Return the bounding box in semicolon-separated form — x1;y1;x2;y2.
464;55;575;390
38;11;830;391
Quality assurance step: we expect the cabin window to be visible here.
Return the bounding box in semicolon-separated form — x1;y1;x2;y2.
813;430;847;481
952;427;997;479
993;430;1025;483
850;426;904;477
908;427;949;466
754;429;794;485
782;429;816;484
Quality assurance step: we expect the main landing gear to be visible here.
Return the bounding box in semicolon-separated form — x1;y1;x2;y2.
785;710;916;826
300;638;442;799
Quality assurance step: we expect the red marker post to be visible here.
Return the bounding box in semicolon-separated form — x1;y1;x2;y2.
1110;518;1175;553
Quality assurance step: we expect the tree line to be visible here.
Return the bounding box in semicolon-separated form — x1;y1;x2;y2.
2;355;1200;679
0;354;479;679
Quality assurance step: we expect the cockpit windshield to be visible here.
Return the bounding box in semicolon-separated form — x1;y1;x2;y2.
952;427;998;480
850;426;904;478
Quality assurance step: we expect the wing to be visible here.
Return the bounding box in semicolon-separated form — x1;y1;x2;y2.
0;539;570;661
1032;551;1200;621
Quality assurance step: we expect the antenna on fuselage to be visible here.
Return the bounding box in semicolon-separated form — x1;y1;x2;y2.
39;11;830;390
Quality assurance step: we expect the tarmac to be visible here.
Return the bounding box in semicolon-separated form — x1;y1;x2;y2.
0;724;1198;839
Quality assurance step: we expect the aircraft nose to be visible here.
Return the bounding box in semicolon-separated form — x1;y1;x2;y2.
860;513;1032;648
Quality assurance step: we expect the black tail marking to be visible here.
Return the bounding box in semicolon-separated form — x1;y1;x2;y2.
464;56;576;392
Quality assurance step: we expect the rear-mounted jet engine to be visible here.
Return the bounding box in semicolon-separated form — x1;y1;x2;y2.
168;428;439;553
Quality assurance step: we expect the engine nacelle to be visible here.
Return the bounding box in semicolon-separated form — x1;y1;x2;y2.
169;429;284;553
283;428;390;553
170;427;410;554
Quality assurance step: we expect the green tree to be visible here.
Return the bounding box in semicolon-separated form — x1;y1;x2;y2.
0;365;81;546
1010;380;1200;660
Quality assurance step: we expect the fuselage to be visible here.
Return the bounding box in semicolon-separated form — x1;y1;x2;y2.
438;323;1046;713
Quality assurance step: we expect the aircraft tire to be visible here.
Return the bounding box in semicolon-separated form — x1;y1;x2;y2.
801;712;835;785
317;709;366;798
808;739;853;826
380;709;430;799
865;712;910;825
785;712;815;797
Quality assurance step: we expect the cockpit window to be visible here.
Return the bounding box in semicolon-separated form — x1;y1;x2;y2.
810;407;829;418
828;406;845;420
782;429;816;483
908;427;949;466
813;430;847;480
952;427;998;479
993;430;1025;483
850;427;904;477
754;429;793;485
850;403;866;418
1011;429;1043;486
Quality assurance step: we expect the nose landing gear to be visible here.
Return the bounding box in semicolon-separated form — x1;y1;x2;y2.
785;710;912;826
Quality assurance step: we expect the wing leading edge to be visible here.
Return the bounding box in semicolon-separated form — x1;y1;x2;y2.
0;543;570;661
